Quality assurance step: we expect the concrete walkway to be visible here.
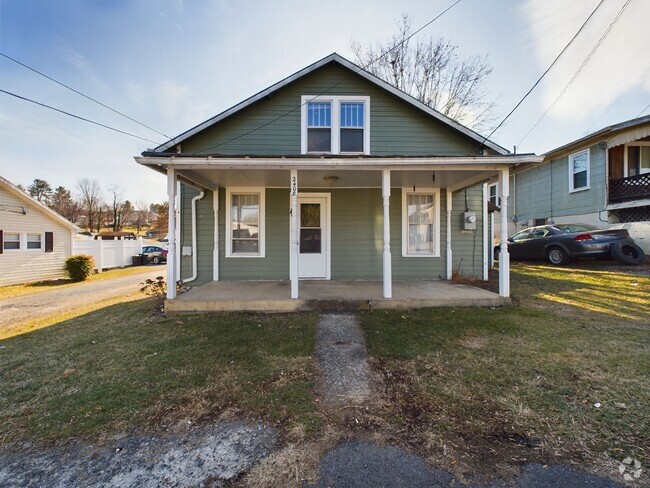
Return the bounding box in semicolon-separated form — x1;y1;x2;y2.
315;313;375;407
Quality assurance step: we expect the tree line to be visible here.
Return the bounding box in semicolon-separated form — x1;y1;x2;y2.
22;178;168;235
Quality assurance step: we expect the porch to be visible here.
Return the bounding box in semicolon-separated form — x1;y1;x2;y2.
165;279;509;313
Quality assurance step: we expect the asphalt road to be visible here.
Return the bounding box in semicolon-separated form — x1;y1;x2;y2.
0;266;164;329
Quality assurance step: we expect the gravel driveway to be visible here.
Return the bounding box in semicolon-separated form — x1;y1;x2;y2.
0;267;164;329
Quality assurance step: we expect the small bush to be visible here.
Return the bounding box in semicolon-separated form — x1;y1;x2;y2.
64;254;95;281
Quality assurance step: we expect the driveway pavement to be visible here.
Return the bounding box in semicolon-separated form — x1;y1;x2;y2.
0;267;163;329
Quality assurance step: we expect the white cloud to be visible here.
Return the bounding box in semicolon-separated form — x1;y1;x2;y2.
521;0;650;122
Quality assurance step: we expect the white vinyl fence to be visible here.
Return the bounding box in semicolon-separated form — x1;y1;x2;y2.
73;238;143;272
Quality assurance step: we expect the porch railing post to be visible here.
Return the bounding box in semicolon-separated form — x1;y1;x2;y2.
167;167;177;300
290;170;299;299
382;169;392;299
498;168;510;298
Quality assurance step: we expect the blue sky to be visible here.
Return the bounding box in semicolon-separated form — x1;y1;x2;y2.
1;0;648;204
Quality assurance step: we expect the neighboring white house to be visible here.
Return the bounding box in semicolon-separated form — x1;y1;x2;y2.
0;176;80;286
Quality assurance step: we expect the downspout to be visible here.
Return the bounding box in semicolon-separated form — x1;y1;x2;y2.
182;190;205;284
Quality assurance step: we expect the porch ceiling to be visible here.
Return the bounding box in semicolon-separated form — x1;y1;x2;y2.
173;168;497;190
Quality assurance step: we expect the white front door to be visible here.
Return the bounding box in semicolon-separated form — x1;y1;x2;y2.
298;194;329;279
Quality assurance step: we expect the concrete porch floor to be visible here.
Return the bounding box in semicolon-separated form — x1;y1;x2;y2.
165;280;509;313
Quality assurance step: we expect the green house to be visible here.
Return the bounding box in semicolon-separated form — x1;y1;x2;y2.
136;53;541;310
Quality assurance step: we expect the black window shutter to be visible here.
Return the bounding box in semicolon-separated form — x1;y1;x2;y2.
0;230;3;254
45;232;54;253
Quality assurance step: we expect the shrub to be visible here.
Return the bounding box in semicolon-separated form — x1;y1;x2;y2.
64;254;95;281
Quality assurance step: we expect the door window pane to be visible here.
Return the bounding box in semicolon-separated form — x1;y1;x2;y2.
300;229;321;253
300;203;320;227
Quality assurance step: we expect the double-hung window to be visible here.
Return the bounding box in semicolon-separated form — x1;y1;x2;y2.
568;149;590;192
226;188;265;257
402;189;440;257
302;96;369;154
26;233;42;250
3;232;20;251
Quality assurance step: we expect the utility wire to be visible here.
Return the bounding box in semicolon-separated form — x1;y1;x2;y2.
0;51;171;139
475;0;605;151
0;89;162;144
582;64;649;135
189;0;462;154
517;0;630;147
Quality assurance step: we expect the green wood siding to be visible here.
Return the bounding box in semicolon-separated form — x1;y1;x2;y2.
511;144;606;222
182;183;486;284
451;186;485;278
180;63;477;156
219;188;289;280
179;185;214;285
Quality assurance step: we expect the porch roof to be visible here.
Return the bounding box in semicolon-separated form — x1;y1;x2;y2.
135;153;542;192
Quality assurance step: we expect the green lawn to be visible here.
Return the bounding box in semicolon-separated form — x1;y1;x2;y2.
359;262;649;476
1;262;647;482
0;300;319;445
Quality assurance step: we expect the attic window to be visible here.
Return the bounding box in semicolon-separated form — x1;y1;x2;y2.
301;96;370;155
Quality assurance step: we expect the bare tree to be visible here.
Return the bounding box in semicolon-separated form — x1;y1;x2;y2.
134;200;151;234
351;15;496;131
77;178;102;231
49;186;80;223
107;184;125;231
28;178;53;204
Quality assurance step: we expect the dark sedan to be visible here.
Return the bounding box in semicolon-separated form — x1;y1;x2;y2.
142;245;168;264
497;223;645;265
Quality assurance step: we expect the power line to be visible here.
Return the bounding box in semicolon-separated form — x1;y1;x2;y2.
517;0;630;147
0;89;162;144
476;0;605;151
190;0;463;154
0;51;171;140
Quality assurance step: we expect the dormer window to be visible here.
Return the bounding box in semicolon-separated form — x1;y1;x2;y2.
302;96;370;155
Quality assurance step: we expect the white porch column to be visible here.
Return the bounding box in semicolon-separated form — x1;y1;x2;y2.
446;189;453;279
213;188;219;281
167;167;177;300
382;169;392;299
289;170;299;299
498;168;510;298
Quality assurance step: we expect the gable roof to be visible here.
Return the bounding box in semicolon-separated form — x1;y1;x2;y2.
543;114;650;160
0;176;80;231
153;53;508;155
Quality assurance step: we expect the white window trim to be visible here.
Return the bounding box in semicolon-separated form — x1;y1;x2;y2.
3;232;22;252
26;232;44;252
568;149;590;193
401;188;441;257
488;182;499;207
301;95;370;155
225;187;265;258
